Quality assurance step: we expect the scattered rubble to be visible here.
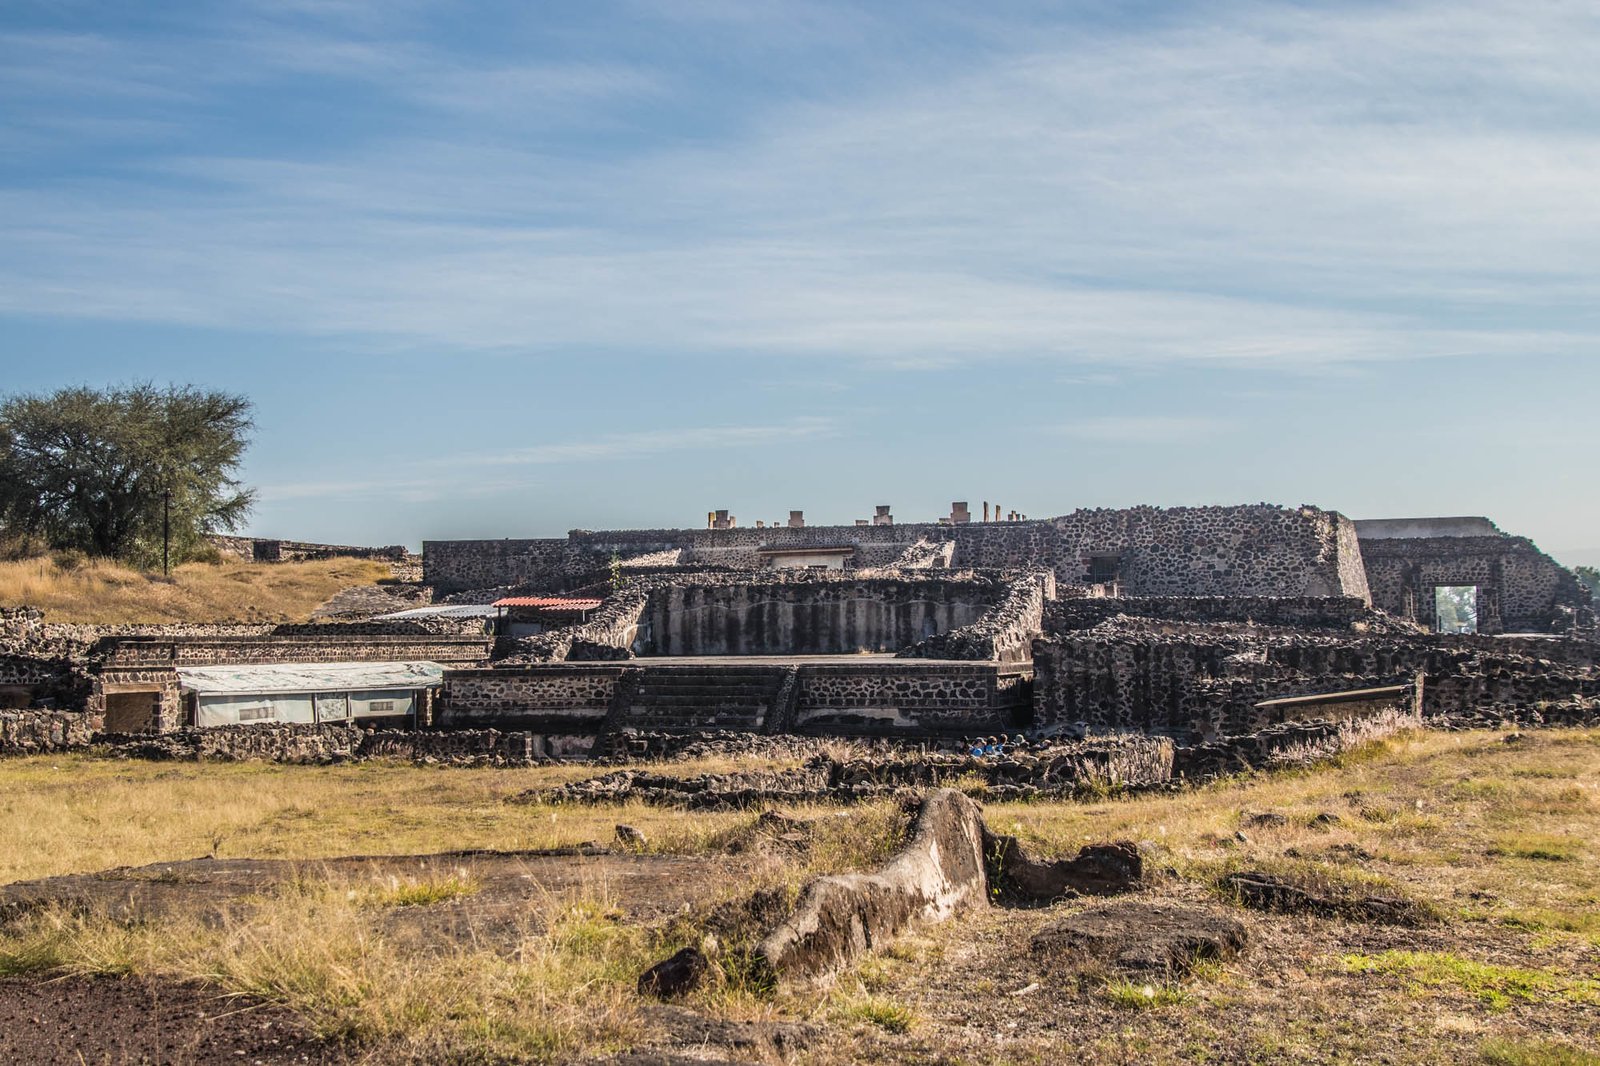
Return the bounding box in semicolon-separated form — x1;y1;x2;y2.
1219;870;1437;926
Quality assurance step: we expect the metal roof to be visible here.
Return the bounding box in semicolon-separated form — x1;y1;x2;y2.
370;603;500;621
177;660;445;696
492;596;604;610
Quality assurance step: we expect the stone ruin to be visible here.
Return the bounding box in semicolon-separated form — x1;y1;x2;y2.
0;502;1594;776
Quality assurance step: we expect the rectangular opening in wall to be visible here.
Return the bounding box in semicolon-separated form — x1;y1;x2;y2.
103;690;159;732
1087;553;1122;588
1434;585;1479;634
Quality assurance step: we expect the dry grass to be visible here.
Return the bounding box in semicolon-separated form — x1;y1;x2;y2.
0;554;391;623
2;729;1598;1063
0;885;658;1062
0;752;906;884
980;728;1600;940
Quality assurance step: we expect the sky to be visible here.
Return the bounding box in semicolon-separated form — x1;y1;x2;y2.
2;0;1597;565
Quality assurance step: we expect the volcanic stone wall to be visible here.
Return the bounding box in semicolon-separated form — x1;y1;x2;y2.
0;709;93;754
97;633;492;670
1033;620;1600;737
438;659;1031;738
791;661;1031;736
643;575;1001;656
1357;531;1591;634
438;665;626;730
423;504;1370;599
899;571;1054;664
948;505;1369;598
1044;596;1388;634
92;723;593;764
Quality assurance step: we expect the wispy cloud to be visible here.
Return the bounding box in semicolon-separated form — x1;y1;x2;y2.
473;417;839;467
4;1;1600;369
257;417;840;502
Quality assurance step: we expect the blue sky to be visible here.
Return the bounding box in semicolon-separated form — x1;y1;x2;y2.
2;1;1596;563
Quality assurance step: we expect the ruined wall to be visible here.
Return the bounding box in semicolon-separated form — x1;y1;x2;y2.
93;723;592;764
97;633;492;670
898;571;1053;663
0;709;94;754
1033;620;1599;737
792;661;1031;736
437;665;626;730
208;535;408;563
949;505;1369;600
423;504;1370;599
644;576;999;656
1356;531;1589;634
1044;596;1393;634
1172;705;1421;781
438;659;1031;738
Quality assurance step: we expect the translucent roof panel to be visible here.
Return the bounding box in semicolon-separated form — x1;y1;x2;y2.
176;660;445;696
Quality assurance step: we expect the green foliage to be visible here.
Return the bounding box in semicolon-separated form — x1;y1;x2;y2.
609;550;624;592
1344;950;1600;1009
0;384;254;565
1104;980;1190;1009
1575;566;1600;608
840;994;915;1032
1435;584;1479;633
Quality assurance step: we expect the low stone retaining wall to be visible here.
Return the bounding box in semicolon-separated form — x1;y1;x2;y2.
93;724;594;764
0;710;94;754
1172;706;1421;781
526;735;1175;807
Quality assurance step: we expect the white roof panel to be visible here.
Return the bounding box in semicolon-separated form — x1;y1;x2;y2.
370;604;499;621
177;660;445;696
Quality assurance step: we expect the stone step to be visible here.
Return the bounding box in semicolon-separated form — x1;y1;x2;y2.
632;687;774;701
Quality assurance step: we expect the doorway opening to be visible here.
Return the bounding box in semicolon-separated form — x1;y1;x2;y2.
1434;585;1479;634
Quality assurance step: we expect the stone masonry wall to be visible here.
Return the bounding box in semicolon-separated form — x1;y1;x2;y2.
208;535;409;563
1357;532;1591;634
438;665;626;730
644;575;1003;656
1043;596;1396;634
1033;619;1599;737
423;504;1370;600
0;709;94;754
899;571;1054;664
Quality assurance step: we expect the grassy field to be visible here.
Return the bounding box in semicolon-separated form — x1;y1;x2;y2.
1;729;1597;1063
0;554;392;623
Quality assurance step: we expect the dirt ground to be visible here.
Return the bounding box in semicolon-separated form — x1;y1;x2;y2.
820;881;1599;1065
2;728;1597;1064
0;974;344;1065
0;847;743;948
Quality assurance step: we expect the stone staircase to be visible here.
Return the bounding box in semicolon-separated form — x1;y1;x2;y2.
611;664;790;733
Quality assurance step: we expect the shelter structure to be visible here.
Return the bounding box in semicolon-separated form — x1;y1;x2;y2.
179;660;442;728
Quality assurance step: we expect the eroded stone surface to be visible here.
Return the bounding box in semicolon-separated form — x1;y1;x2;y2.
984;836;1143;903
1030;901;1248;977
756;789;987;983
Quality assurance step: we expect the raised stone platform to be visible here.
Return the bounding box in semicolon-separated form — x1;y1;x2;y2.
440;654;1033;738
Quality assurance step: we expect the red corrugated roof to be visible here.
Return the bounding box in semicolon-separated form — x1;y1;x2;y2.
492;596;604;610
